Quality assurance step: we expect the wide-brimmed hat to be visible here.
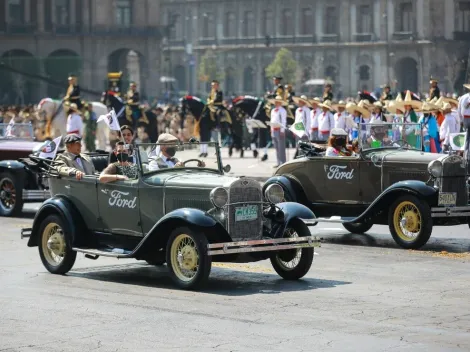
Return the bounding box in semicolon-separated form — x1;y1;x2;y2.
443;97;458;107
372;101;383;110
346;101;371;118
292;95;311;107
386;101;405;115
319;100;334;111
397;90;422;110
420;102;439;113
268;95;288;106
69;103;78;112
441;102;452;112
332;100;346;110
309;97;321;106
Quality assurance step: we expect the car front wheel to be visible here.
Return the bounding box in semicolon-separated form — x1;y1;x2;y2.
270;219;314;280
343;222;373;234
388;195;433;249
38;214;77;274
0;171;23;217
166;227;211;290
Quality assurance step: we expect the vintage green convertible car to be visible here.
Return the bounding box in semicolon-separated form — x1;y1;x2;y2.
264;122;470;249
21;141;320;289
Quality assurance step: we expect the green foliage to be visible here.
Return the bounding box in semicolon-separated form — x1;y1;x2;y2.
265;48;298;84
197;50;224;82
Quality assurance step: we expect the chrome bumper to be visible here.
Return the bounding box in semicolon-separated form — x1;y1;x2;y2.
431;206;470;217
23;189;50;201
207;236;321;256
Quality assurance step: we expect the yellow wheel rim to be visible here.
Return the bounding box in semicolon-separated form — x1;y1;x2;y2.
170;234;199;282
393;201;422;242
41;222;66;267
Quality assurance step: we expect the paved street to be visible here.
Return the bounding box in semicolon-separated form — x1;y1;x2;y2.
1;204;470;351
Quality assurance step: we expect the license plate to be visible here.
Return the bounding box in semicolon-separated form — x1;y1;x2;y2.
438;192;457;206
235;205;258;221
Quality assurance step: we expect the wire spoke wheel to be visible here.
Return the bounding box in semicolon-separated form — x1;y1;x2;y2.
0;178;16;211
41;222;66;267
393;201;422;242
170;234;200;282
274;228;302;271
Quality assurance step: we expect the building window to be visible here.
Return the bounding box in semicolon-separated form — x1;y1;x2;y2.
262;10;274;36
357;4;372;33
300;8;314;35
324;6;338;35
55;0;70;25
325;66;337;83
225;12;236;37
8;0;24;24
243;67;254;91
116;0;132;27
359;65;370;80
169;15;183;40
458;1;470;32
202;12;215;38
281;9;293;35
396;2;413;32
242;11;255;37
225;67;235;94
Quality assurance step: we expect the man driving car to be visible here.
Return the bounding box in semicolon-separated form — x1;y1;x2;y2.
148;133;205;171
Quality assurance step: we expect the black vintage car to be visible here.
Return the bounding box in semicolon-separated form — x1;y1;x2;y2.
264;123;470;249
22;141;321;290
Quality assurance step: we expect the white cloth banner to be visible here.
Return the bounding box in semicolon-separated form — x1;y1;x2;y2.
97;109;121;131
39;136;62;159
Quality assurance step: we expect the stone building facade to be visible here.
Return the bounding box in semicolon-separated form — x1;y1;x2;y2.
0;0;162;105
161;0;470;98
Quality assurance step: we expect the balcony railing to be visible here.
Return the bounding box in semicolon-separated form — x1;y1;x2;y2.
392;31;414;41
453;31;470;41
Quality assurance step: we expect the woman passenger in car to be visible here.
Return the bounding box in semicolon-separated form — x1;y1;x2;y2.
99;142;139;183
325;128;352;157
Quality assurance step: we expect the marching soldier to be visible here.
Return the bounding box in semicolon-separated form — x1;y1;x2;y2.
429;78;440;100
380;84;393;102
64;74;82;110
126;82;141;126
322;83;333;102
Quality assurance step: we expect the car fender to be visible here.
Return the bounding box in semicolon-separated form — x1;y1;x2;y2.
263;175;308;204
0;160;26;174
27;195;87;248
272;202;316;237
353;180;438;223
134;208;230;256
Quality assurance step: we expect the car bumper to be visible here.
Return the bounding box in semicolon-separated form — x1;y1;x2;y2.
207;236;321;256
431;206;470;217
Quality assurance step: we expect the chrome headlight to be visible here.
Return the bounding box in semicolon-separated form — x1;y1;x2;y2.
428;160;442;178
265;184;284;204
210;187;228;208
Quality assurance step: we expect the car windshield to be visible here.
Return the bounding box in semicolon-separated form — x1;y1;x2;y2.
137;142;221;174
357;123;423;151
0;123;34;139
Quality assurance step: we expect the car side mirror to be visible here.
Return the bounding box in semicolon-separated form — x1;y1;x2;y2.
223;164;231;173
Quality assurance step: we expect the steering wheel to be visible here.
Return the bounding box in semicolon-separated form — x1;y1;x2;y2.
392;139;410;148
182;159;205;167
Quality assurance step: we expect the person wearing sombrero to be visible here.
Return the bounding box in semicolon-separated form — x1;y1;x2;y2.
311;100;335;141
332;100;347;130
66;103;83;138
308;97;321;140
418;102;440;153
370;101;385;124
269;95;288;167
399;90;420;124
345;100;371;141
292;95;311;139
439;102;460;152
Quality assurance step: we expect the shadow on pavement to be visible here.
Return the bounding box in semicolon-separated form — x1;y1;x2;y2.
68;262;351;296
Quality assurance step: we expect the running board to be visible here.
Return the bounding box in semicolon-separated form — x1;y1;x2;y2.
302;216;356;224
72;247;133;258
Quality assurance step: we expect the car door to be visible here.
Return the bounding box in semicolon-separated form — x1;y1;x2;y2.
96;179;143;237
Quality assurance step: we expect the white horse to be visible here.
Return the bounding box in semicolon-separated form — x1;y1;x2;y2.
36;98;110;150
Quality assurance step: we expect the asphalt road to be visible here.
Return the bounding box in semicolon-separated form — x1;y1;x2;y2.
1;204;470;351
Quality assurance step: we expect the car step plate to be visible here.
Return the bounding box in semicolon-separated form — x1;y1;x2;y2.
314;216;356;223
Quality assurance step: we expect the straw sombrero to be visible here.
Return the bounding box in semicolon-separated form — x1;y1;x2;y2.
268;95;288;106
309;97;321;106
443;97;458;107
372;101;383;110
346;101;371;118
464;83;470;90
319;100;334;111
292;95;312;107
386;101;405;115
69;103;78;112
332;100;346;110
440;102;452;113
396;90;422;110
420;102;439;113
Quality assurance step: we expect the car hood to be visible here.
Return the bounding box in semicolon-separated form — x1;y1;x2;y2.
366;149;442;164
145;171;239;189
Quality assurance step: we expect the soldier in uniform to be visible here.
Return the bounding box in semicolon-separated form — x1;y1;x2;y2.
64;74;82;110
380;84;393;102
322;83;333;102
207;80;232;126
429;78;440;100
267;76;285;99
126;82;141;127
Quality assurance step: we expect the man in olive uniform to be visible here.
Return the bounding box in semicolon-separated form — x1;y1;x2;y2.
267;76;285;99
429;78;440;100
126;82;141;127
380;84;393;102
207;80;231;123
65;74;82;110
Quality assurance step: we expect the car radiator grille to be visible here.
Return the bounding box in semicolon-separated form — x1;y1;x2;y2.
227;179;263;241
440;155;467;206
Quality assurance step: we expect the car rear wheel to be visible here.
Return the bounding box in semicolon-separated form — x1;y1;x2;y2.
166;227;211;290
38;214;77;274
388;195;433;249
270;219;314;280
343;222;373;234
0;171;23;217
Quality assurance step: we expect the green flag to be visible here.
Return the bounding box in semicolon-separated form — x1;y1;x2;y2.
289;121;306;138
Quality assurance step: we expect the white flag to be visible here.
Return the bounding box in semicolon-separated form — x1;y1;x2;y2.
5;118;15;137
449;132;466;151
289;121;306;138
97;109;121;131
39;136;62;159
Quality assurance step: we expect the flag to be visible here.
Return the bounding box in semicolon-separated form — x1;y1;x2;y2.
5;118;15;137
289;121;306;138
39;136;62;159
97;109;121;131
449;132;466;151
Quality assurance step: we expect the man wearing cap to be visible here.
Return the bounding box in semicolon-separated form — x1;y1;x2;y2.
54;134;95;180
269;96;287;167
64;75;82;110
148;133;205;171
429;78;440;101
66;103;83;137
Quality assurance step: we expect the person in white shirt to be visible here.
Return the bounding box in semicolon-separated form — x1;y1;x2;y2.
309;97;321;141
269;95;287;167
370;101;385;124
458;84;470;160
325;128;351;157
292;95;311;140
66;103;83;137
332;101;347;130
312;100;335;141
439;102;459;151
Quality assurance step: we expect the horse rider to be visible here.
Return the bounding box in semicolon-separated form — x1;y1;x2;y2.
429;77;440;100
380;84;393;102
267;76;285;99
207;79;231;125
126;82;141;127
64;74;82;110
322;83;333;102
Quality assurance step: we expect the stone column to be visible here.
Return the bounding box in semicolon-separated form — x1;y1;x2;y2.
387;0;394;40
373;0;381;40
444;0;454;40
350;4;356;36
416;0;424;39
37;0;45;31
315;1;323;40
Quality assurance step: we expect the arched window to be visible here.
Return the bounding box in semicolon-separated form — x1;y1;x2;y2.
202;12;215;38
281;10;293;35
262;10;274;36
243;67;254;91
359;65;370;81
301;8;314;35
225;12;236;37
243;11;255;37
